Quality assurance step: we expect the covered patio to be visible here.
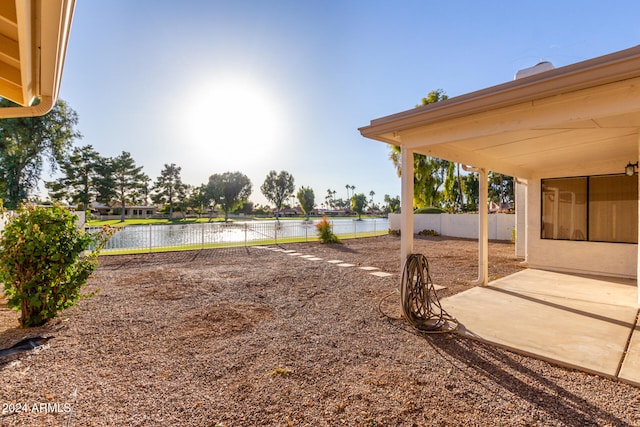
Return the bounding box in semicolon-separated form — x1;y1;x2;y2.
360;46;640;384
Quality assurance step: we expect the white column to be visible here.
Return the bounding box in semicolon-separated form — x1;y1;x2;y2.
400;146;414;268
515;179;528;259
475;168;489;285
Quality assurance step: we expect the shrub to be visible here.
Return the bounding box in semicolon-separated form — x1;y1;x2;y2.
414;207;446;214
0;204;113;327
316;216;340;244
418;229;440;236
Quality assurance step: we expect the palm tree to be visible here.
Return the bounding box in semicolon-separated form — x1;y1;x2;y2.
369;190;375;206
326;189;335;209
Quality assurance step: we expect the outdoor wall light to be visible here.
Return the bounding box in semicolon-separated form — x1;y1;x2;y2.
625;161;638;176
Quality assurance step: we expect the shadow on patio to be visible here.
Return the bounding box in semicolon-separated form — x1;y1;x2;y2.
440;269;640;387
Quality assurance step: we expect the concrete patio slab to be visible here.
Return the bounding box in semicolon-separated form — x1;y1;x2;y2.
441;269;639;384
619;323;640;385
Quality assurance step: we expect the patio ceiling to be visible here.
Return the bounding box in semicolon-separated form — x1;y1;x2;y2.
0;0;75;118
359;45;640;179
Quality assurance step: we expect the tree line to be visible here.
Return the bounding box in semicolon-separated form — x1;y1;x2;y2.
388;89;514;213
0;98;398;220
0;94;512;219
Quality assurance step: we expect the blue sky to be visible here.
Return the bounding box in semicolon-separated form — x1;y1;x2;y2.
55;0;640;207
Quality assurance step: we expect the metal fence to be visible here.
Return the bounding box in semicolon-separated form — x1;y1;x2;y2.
90;219;388;255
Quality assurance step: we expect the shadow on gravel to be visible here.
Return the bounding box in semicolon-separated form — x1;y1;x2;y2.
426;335;632;426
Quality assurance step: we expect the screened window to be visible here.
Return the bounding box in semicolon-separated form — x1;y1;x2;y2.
541;175;637;243
541;178;587;240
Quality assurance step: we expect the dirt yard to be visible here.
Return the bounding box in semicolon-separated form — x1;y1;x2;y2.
1;235;639;426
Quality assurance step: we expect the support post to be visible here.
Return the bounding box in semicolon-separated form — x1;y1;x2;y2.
400;146;414;267
244;222;248;247
462;165;489;286
477;168;489;285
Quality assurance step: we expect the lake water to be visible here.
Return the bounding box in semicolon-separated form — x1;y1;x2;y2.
96;218;388;253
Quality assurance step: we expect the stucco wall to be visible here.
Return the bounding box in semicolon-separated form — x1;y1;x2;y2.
526;178;638;278
388;213;515;241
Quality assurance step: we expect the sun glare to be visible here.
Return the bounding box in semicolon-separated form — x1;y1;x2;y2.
184;77;285;165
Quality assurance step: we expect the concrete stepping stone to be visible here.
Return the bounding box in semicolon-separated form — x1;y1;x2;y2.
359;266;379;271
337;263;355;267
370;271;393;277
327;260;343;264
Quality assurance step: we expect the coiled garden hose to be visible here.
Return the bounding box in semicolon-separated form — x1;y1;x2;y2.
400;253;458;333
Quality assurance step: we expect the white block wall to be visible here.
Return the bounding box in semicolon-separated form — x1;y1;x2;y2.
388;213;515;241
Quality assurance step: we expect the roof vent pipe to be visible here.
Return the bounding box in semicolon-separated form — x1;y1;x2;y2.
514;61;555;80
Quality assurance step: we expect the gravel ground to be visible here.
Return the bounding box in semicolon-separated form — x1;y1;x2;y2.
0;235;639;426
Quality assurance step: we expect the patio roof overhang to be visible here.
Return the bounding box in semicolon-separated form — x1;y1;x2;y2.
360;45;640;291
0;0;76;118
359;45;640;179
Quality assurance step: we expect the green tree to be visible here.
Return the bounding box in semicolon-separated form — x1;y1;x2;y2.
93;157;116;206
297;186;315;220
441;161;457;212
138;174;152;206
0;99;81;209
461;173;479;211
384;194;401;213
207;171;252;221
152;163;187;218
325;189;337;209
45;144;100;209
260;170;295;220
419;89;448;106
488;172;514;209
0;204;112;327
389;89;463;210
94;151;147;221
351;193;368;219
186;184;212;217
